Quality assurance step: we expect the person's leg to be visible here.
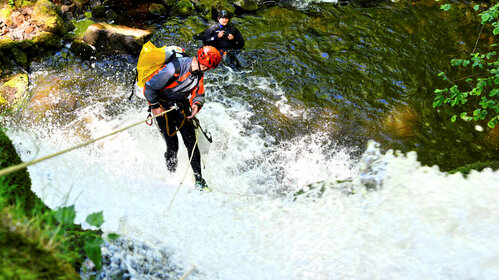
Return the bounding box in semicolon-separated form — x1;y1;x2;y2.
179;121;202;182
155;112;179;172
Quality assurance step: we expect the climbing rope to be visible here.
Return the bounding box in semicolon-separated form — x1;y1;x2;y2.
168;133;199;211
0;108;174;178
179;265;196;280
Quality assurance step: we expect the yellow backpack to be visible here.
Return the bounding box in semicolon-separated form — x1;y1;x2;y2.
131;41;187;99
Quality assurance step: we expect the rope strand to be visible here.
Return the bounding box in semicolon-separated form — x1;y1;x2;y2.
0;108;174;178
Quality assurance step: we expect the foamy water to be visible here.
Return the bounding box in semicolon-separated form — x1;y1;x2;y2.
4;68;499;279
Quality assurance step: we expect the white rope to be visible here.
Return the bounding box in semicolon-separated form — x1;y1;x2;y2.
0;109;173;178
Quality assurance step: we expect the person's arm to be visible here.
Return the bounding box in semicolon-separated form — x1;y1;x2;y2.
188;76;205;119
231;26;245;49
201;24;219;45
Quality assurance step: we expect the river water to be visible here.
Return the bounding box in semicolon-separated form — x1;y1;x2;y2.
2;0;499;279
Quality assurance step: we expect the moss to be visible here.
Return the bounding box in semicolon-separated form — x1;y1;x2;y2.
0;72;29;110
71;18;95;40
11;47;28;67
0;38;17;51
0;208;80;279
171;0;196;17
448;161;499;176
32;31;61;48
0;128;47;214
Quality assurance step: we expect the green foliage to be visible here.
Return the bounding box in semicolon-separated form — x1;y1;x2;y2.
448;160;499;176
433;3;499;128
0;128;117;274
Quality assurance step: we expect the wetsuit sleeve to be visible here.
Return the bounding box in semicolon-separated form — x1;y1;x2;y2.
232;26;245;49
144;63;176;105
190;75;205;108
201;24;219;46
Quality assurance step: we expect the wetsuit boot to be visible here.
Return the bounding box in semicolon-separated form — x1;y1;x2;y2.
164;152;178;173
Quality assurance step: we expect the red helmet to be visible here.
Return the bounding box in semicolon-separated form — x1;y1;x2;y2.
197;46;222;69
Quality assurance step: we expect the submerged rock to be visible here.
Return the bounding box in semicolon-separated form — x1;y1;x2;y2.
383;104;419;139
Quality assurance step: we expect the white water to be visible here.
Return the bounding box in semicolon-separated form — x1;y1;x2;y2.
4;66;499;280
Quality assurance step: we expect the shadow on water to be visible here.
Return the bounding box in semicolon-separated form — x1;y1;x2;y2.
7;0;498;171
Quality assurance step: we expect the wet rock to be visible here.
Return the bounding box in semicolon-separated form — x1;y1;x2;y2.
171;0;195;17
232;0;259;12
27;76;78;118
91;4;107;18
0;72;29;111
383;104;419;139
31;0;66;35
70;39;95;59
149;3;167;16
82;23;152;55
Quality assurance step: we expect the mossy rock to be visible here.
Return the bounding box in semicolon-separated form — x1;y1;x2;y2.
0;73;29;110
0;128;50;214
171;0;196;17
448;161;499;176
149;3;167;16
31;0;66;35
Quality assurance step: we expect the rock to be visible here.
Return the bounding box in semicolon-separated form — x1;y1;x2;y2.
82;23;152;55
171;0;195;17
0;72;29;111
232;0;259;12
383;104;419;139
149;3;167;16
70;39;95;59
91;4;107;18
31;0;66;35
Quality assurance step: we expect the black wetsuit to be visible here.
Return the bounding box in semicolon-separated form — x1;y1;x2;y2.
201;22;245;52
144;58;205;181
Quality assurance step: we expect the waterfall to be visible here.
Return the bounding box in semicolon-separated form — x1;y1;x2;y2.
3;60;499;279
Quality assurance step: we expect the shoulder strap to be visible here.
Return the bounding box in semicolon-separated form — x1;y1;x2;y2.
128;69;139;100
164;58;181;88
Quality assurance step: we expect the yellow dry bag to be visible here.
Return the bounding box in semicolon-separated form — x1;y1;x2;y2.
136;41;186;87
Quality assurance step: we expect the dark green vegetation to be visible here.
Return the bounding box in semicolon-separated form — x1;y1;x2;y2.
0;128;114;278
434;3;499;128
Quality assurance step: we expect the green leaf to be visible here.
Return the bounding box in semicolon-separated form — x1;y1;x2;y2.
451;115;457;122
480;110;488;119
441;4;451;11
86;211;104;228
107;233;120;241
84;238;104;270
495;27;499;36
474;5;480;11
482;14;491;23
54;206;76;226
491;89;499;97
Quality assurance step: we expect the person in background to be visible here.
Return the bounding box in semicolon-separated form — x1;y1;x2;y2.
144;46;222;191
201;10;245;66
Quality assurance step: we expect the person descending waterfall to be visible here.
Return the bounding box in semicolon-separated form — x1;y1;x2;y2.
201;10;245;67
144;46;222;191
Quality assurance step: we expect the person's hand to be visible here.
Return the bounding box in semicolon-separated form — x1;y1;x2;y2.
152;107;165;116
188;104;200;119
227;34;234;40
217;31;225;38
